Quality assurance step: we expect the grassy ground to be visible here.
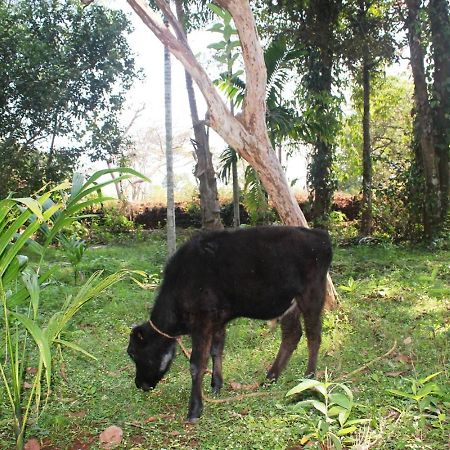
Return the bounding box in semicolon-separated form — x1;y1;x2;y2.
0;231;449;449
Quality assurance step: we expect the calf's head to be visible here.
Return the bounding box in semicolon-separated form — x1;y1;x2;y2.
127;323;176;391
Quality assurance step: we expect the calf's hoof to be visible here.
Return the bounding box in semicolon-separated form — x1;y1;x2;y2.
187;404;203;423
265;370;278;382
186;416;200;424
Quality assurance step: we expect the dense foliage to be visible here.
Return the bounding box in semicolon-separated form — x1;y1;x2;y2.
0;0;138;197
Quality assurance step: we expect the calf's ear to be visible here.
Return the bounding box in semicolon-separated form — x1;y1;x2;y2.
131;324;147;344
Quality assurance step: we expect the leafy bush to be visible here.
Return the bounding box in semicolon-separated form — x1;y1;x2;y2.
286;373;370;449
0;168;146;449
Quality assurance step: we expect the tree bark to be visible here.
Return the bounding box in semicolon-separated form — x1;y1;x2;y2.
174;0;223;230
429;0;450;223
164;15;176;257
360;48;373;236
305;0;340;227
405;0;441;238
127;0;337;307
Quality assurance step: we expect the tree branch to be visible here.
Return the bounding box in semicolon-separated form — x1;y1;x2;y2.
216;0;268;136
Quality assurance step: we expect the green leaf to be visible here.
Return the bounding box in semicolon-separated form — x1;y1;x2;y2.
311;400;327;415
9;311;52;390
286;379;322;396
22;271;40;319
208;23;223;33
345;418;371;426
14;198;44;221
208;3;227;19
54;339;97;361
208;41;227;51
330;392;352;409
70;172;85;200
2;254;28;286
336;425;357;436
328;405;346;417
338;409;350;427
328;433;343;450
417;383;442;398
387;388;416;399
419;372;442;385
7;268;54;308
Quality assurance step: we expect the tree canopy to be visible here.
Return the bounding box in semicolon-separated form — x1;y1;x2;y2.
0;0;138;197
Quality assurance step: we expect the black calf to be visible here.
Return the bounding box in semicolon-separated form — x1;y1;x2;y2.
128;226;332;422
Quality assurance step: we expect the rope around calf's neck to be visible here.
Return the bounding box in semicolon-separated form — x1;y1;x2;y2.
148;319;192;359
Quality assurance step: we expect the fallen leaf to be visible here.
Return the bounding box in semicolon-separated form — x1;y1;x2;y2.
99;425;123;449
60;362;68;382
169;430;180;437
386;371;405;377
145;416;157;423
26;367;38;375
24;382;33;389
403;336;412;345
394;353;412;364
385;410;400;420
24;438;40;450
229;381;259;391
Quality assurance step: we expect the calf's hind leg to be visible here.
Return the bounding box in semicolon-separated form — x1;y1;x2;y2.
301;281;326;377
266;302;302;381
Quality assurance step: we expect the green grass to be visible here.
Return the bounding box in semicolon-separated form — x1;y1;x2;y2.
1;233;449;449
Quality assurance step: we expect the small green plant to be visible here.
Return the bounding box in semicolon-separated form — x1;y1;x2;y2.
338;276;360;294
0;168;148;449
58;234;87;282
286;373;370;449
388;372;449;429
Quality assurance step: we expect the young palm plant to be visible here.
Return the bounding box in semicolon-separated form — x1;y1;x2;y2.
0;168;147;449
214;34;303;224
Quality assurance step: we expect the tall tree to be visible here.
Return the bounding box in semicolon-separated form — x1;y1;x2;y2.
127;0;337;306
428;0;450;223
302;0;342;227
341;0;397;235
0;0;137;197
174;0;223;230
404;0;442;238
163;10;176;257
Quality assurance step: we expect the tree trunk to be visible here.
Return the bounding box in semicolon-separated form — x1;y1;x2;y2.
360;50;373;236
174;0;223;230
164;14;176;257
231;156;240;228
304;0;340;227
127;0;337;308
405;0;441;238
429;0;450;223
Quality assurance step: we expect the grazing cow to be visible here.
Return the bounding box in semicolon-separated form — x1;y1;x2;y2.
128;226;332;422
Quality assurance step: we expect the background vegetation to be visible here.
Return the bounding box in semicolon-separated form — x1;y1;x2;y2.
0;226;448;449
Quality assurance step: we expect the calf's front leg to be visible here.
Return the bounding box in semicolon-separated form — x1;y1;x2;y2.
187;329;213;422
210;327;226;395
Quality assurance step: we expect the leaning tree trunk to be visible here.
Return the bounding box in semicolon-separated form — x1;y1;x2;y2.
164;15;176;257
174;0;223;230
405;0;441;238
429;0;450;223
127;0;337;308
360;49;373;236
